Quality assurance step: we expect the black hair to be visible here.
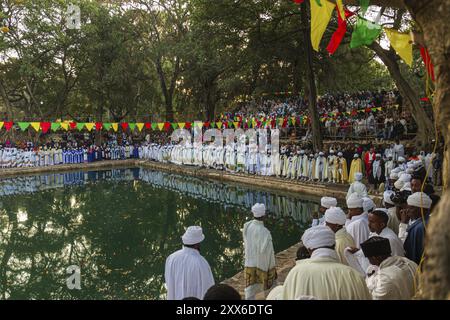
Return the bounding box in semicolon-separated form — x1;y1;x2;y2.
203;284;241;300
296;244;311;261
182;296;201;300
370;209;389;225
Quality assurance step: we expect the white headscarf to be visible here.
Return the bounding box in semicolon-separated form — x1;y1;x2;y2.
301;225;336;250
252;203;266;218
383;190;395;205
407;192;432;209
182;226;205;245
321;197;338;209
354;172;363;181
346;192;364;209
324;207;347;225
363;197;375;213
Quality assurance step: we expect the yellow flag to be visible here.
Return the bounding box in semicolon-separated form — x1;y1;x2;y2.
216;121;222;129
0;122;3;130
60;123;69;131
384;28;413;66
178;123;185;129
112;123;119;132
196;122;203;129
30;122;40;132
336;0;345;20
85;123;95;131
136;123;144;132
311;0;336;51
157;123;164;131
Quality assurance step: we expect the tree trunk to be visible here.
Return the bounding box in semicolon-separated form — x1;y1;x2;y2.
301;2;323;150
369;41;434;147
401;0;450;300
0;79;14;139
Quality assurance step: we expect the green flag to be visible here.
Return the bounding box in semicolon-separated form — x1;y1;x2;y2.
129;123;136;131
210;122;216;128
51;122;61;132
360;0;370;15
171;123;178;130
18;122;30;131
350;17;381;49
103;123;112;131
76;123;85;131
151;123;157;130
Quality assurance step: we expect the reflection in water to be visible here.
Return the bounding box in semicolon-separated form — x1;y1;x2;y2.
0;168;318;300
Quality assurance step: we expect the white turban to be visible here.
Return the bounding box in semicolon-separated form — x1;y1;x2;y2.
301;225;336;250
321;197;338;209
319;152;324;156
394;180;405;190
353;153;359;158
390;172;399;180
363;197;375;213
401;182;411;192
347;193;364;209
354;172;363;181
252;203;266;218
182;226;205;245
398;156;405;162
325;207;347;225
376;153;381;157
406;168;414;174
392;167;401;174
407;163;415;169
407;192;432;209
399;173;411;183
383;191;395;205
338;152;343;156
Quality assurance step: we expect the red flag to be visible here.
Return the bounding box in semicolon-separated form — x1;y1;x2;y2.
293;0;304;4
204;121;210;128
420;97;430;102
420;46;435;82
69;122;77;130
145;122;151;129
4;121;13;131
327;9;355;55
95;122;103;130
271;119;276;128
40;122;51;133
185;122;191;129
121;122;129;131
164;122;171;131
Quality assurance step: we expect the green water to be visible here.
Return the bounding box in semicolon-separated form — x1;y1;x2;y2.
0;168;318;300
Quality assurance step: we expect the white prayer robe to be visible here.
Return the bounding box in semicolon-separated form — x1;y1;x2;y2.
346;181;368;200
387;206;400;235
164;246;215;300
335;228;355;265
370;227;405;257
281;248;371;300
346;213;370;248
243;220;277;299
366;256;418;300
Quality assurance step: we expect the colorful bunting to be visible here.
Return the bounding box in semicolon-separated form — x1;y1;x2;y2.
41;122;51;133
216;121;222;129
310;0;336;51
95;122;103;131
51;122;61;132
350;16;382;49
129;123;136;131
69;122;77;130
171;123;178;130
103;123;112;131
30;122;41;132
178;123;185;129
121;122;129;131
136;123;144;131
0;122;3;130
185;122;192;130
76;123;85;131
157;123;164;131
4;121;13;131
327;9;355;55
18;122;30;131
384;28;413;66
85;123;95;131
420;46;435;82
145;122;151;129
164;122;171;131
111;123;118;132
61;123;69;131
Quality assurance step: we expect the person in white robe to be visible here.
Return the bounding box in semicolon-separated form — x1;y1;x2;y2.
383;190;400;234
347;172;368;200
164;226;215;300
360;236;418;300
314;152;326;182
243;203;277;300
325;207;355;265
327;150;337;183
346;193;370;248
311;196;337;227
368;209;404;256
280;225;371;300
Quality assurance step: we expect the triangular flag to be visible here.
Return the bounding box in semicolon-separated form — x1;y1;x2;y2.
4;121;13;131
327;9;355;55
157;123;164;131
384;28;413;66
350;17;382;49
210;122;216;128
196;122;203;128
129;123;136;131
233;121;239;129
164;122;171;131
204;121;210;128
51;122;61;132
151;123;157;130
18;122;30;131
60;123;69;131
216;121;222;129
85;123;95;131
30;122;41;132
95;122;103;131
41;122;51;133
76;123;85;131
420;46;435;82
185;122;192;130
0;122;3;130
112;123;119;132
336;0;345;20
136;123;144;131
178;123;185;129
103;123;112;131
145;122;151;129
310;0;336;51
171;123;178;130
121;122;129;131
69;122;77;130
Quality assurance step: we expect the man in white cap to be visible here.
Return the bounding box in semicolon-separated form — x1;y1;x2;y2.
369;153;385;191
337;152;348;184
346;193;370;248
368;209;405;257
383;190;400;234
346;172;368;200
314;151;327;182
349;153;363;183
327;150;337;183
361;236;418;300
404;192;432;264
312;197;338;227
325;207;355;265
397;156;407;171
280;226;371;300
164;226;214;300
243;203;277;299
362;197;375;214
